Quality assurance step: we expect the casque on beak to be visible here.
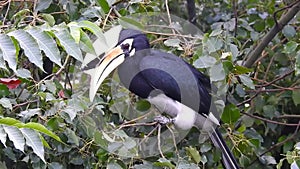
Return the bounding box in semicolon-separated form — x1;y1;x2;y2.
87;38;134;101
95;45;126;89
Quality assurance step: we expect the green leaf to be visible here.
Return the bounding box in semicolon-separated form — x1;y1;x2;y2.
35;0;52;12
22;122;62;143
0;125;7;147
292;89;300;106
0;117;21;126
97;0;110;13
0;50;7;69
94;130;108;147
194;55;216;68
40;14;55;26
205;37;223;53
107;161;123;169
15;68;32;78
154;158;175;168
200;143;212;153
263;105;276;119
221;104;240;124
20;128;45;162
3;126;25;152
277;159;285;169
39;135;51;149
27;28;62;67
79;30;96;55
54;30;83;62
239;74;255;89
78;20;105;40
295;51;300;76
68;22;81;43
229;44;238;60
0;34;17;71
209;63;225;81
18;108;41;121
0;98;12;110
283;25;296;38
135;100;150;111
234;65;253;74
283;41;298;54
65;128;79;146
48;162;64;169
261;155;277;165
8;30;44;71
185;146;201;164
164;38;181;47
118;17;144;30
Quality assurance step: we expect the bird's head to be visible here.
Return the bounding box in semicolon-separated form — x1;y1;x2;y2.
91;29;150;90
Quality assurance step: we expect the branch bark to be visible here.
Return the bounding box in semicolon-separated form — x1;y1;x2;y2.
243;1;300;68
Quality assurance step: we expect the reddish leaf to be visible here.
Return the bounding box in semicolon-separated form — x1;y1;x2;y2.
0;78;21;89
58;90;66;99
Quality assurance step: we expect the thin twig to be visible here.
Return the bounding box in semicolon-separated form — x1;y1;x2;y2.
102;7;114;30
248;120;300;167
258;69;294;87
2;0;11;26
241;111;300;126
157;124;165;158
143;30;199;39
166;125;179;157
273;0;300;26
276;114;300;119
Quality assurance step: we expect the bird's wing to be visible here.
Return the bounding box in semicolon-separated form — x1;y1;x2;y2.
139;49;211;115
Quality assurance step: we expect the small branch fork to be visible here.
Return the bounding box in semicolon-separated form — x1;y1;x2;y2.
236;69;300;126
248;120;300;167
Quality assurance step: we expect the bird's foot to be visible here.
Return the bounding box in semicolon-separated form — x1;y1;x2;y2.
154;115;175;125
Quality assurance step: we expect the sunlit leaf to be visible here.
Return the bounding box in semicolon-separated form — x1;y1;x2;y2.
0;98;12;111
79;30;96;55
27;28;62;67
164;38;180;47
0;125;7;147
15;68;32;78
0;34;17;71
35;0;52;12
23;122;62;143
68;22;81;43
20;128;45;162
78;20;105;40
239;74;255;89
283;25;296;38
209;63;225;81
3;126;25;152
53;30;83;62
8;30;44;71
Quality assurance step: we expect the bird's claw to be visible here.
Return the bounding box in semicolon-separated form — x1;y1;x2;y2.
154;115;174;125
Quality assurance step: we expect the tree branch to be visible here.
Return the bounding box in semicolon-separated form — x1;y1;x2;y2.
243;1;300;68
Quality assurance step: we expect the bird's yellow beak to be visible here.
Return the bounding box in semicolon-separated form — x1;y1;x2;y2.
88;45;126;101
96;45;126;87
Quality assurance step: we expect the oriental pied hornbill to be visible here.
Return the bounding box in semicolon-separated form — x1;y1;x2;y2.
88;29;239;169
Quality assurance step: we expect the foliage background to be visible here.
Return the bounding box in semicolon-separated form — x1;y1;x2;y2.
0;0;300;168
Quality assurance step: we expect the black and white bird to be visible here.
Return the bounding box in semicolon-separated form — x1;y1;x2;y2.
87;28;239;169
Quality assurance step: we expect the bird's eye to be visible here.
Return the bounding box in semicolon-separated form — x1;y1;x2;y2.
121;43;130;51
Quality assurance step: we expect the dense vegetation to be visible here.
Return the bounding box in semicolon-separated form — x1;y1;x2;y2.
0;0;300;168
